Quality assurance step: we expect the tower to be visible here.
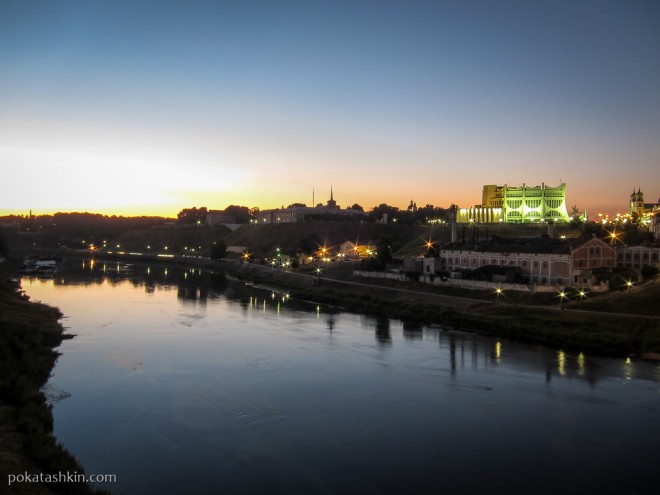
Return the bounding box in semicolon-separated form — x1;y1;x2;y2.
326;186;338;209
630;188;645;216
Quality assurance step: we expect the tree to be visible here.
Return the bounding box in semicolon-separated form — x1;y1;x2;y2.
297;234;323;255
177;207;208;224
0;228;7;256
287;203;307;208
376;236;393;265
210;240;227;260
582;221;606;238
350;203;364;212
369;204;400;223
224;205;250;224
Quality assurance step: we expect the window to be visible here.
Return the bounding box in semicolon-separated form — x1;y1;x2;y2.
542;261;548;268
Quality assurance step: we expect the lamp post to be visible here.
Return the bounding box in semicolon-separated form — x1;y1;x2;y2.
558;291;567;309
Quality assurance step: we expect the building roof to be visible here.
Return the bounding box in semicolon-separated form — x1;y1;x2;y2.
442;236;605;255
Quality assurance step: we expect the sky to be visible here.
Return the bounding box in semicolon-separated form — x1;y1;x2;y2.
1;0;659;218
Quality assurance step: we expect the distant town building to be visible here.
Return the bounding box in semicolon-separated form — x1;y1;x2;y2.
616;245;660;270
339;240;376;260
457;183;571;224
629;188;660;217
256;188;367;223
435;236;614;287
206;210;236;226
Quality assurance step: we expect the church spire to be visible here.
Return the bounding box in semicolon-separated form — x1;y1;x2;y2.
326;185;337;209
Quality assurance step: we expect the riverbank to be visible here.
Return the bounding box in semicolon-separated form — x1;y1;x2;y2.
0;261;107;494
220;261;660;357
10;248;660;357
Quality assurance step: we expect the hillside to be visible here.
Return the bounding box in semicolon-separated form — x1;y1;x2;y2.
575;274;660;316
223;222;431;258
113;222;433;258
115;224;232;254
112;221;584;259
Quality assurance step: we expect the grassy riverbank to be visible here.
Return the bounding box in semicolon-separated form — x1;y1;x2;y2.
0;262;107;494
223;262;660;357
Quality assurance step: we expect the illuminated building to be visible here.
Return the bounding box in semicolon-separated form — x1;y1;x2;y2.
629;188;660;217
339;241;376;260
457;183;571;223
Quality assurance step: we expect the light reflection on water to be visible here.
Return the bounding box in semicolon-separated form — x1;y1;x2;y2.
21;260;660;495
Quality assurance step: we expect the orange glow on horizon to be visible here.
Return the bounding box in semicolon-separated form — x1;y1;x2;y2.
0;182;640;219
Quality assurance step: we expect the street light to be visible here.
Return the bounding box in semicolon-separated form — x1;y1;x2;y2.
495;287;502;304
558;290;567;309
608;230;620;245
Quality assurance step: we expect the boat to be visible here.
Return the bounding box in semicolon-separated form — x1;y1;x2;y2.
34;260;57;276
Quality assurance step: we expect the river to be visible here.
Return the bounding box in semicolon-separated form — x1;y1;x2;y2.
22;259;660;495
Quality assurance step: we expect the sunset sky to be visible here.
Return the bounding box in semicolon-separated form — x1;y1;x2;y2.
1;0;659;218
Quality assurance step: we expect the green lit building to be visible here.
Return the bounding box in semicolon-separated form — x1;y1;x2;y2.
458;183;571;223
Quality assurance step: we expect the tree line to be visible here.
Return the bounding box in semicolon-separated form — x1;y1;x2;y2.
175;203;458;225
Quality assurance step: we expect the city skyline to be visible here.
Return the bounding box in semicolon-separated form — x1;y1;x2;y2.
1;0;659;217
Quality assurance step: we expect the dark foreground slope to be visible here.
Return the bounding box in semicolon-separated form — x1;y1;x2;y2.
0;262;107;495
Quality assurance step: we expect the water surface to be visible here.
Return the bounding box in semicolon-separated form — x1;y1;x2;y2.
23;260;660;495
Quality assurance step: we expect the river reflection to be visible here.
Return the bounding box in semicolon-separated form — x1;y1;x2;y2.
22;260;660;495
